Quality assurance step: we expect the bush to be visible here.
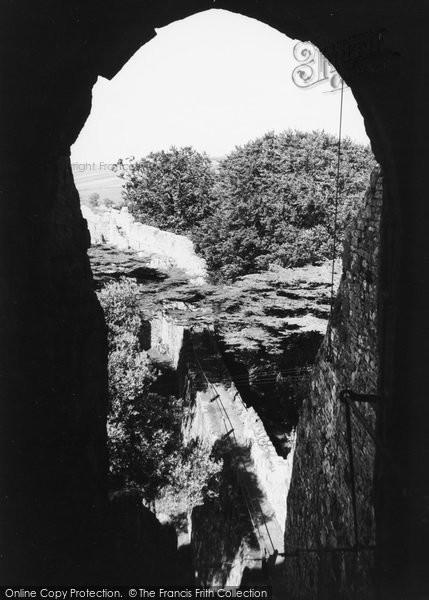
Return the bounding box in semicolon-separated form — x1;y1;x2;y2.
98;278;142;344
88;192;100;207
170;441;223;508
102;197;114;209
156;440;223;523
194;130;376;280
115;147;215;235
114;131;376;281
99;278;222;503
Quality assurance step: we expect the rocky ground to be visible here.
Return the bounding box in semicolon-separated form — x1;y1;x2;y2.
89;243;340;353
89;243;341;456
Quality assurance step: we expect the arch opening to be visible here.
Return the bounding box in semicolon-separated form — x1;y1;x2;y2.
72;8;379;595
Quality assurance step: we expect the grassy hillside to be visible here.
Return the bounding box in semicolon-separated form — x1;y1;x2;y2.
73;164;124;205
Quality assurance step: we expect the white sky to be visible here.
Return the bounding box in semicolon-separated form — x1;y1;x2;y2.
71;9;370;165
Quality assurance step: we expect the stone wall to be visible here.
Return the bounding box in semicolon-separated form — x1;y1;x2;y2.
229;382;295;532
176;329;293;538
150;313;186;369
185;377;294;535
284;168;382;599
179;330;289;588
82;205;207;283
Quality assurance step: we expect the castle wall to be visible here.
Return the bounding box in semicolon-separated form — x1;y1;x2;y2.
284;168;382;599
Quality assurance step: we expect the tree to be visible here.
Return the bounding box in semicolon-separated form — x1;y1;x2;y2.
193;130;376;280
114;131;375;281
169;441;223;509
88;192;100;207
98;278;222;503
99;279;177;499
114;147;216;235
156;440;223;522
102;197;114;209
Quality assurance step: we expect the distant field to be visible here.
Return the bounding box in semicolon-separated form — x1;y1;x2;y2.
72;164;124;205
72;155;225;205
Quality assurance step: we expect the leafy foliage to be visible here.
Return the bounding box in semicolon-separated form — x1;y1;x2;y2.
115;147;215;235
88;192;100;207
98;278;221;504
194;130;376;280
102;197;114;209
98;277;143;346
169;440;223;509
116;131;375;281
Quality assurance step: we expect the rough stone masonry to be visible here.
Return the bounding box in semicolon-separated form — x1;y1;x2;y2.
285;167;382;599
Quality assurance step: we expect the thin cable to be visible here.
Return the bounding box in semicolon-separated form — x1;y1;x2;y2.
192;341;276;555
330;79;345;312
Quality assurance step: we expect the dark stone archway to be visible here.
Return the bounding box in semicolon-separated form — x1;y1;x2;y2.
1;2;428;597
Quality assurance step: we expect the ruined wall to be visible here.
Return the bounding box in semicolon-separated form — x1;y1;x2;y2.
82;205;207;283
229;382;294;532
284;168;382;599
150;313;186;370
178;330;289;588
179;331;293;537
185;378;294;533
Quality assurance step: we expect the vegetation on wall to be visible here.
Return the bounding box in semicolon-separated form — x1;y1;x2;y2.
116;131;375;281
98;278;222;505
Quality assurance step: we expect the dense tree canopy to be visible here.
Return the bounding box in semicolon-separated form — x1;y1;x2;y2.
194;131;376;280
98;278;221;504
115;147;215;235
116;131;376;281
